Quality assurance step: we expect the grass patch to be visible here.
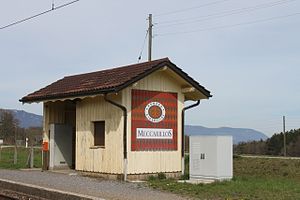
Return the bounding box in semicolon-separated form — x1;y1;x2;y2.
148;157;300;200
234;157;300;180
0;147;42;169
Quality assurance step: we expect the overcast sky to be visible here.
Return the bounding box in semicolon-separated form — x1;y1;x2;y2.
1;0;300;136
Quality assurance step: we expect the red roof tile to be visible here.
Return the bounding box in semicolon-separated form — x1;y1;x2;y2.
20;58;211;102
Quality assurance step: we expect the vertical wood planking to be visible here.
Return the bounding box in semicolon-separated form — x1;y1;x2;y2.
124;69;184;174
76;96;123;174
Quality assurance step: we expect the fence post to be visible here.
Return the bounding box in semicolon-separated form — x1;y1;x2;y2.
30;146;34;168
14;145;17;165
0;145;2;162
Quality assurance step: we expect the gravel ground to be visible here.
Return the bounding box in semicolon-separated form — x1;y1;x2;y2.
0;170;189;200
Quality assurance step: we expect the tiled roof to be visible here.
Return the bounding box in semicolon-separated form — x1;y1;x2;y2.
20;58;211;102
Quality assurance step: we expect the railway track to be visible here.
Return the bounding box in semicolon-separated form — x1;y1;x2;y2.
0;194;14;200
0;190;45;200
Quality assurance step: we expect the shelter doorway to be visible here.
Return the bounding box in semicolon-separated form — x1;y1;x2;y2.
49;101;76;169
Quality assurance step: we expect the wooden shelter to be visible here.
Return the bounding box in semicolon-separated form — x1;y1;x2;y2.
20;58;211;180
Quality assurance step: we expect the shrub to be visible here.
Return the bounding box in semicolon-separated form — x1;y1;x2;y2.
148;175;156;181
157;172;166;180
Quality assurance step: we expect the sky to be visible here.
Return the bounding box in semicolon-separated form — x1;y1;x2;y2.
0;0;300;136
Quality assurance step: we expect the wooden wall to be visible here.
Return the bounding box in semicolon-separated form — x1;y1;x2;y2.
123;69;184;174
75;95;123;174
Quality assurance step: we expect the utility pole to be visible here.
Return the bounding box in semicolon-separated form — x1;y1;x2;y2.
148;14;153;61
283;116;287;157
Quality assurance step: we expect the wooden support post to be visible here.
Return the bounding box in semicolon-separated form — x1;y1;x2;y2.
42;141;49;171
42;151;49;171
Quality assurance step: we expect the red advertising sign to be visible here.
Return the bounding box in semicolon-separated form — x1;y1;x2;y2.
131;89;178;151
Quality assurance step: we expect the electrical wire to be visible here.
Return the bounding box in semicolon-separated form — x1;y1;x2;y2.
157;12;300;36
0;0;80;30
156;0;297;28
158;0;296;24
154;0;232;17
137;30;149;63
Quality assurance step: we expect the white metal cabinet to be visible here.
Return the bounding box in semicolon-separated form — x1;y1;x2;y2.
189;136;232;181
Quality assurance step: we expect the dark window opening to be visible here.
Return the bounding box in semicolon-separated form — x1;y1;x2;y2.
94;121;105;147
200;153;205;160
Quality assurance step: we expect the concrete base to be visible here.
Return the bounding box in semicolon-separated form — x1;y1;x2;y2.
190;175;232;182
81;171;182;181
178;179;215;184
49;166;74;171
81;171;123;180
127;172;181;181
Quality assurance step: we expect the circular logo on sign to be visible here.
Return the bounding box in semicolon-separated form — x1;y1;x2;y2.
144;102;166;123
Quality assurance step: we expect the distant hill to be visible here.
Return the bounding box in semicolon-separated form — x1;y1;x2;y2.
0;109;42;128
1;109;268;143
185;125;268;144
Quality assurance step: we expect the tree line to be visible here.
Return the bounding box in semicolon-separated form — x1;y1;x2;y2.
0;109;42;146
184;129;300;157
234;128;300;157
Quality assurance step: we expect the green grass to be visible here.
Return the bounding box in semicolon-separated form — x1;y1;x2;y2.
0;147;42;169
234;156;300;180
148;156;300;200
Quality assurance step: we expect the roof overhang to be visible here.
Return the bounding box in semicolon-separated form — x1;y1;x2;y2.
20;59;212;103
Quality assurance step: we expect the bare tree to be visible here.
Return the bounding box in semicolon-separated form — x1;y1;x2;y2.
0;110;19;144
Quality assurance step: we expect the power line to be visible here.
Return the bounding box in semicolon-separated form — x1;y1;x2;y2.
0;0;80;30
158;0;296;24
157;12;300;36
156;0;297;28
154;0;232;17
137;29;149;63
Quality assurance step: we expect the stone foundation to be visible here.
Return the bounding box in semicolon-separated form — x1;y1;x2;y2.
80;171;182;181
